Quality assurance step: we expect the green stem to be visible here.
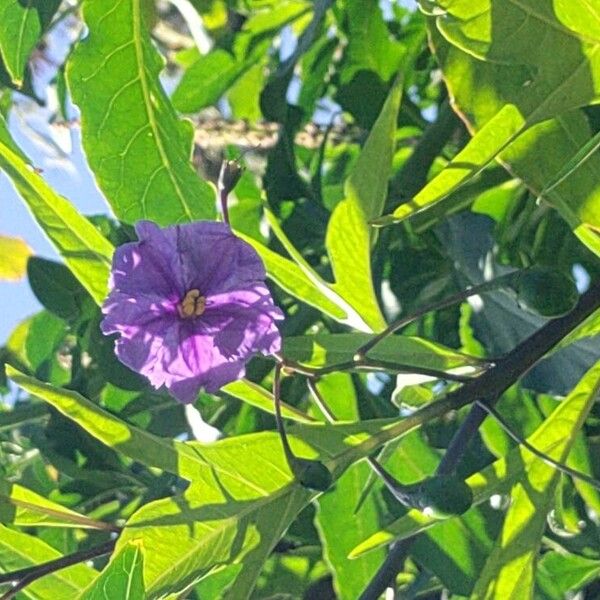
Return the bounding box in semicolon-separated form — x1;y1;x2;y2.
353;274;514;361
306;379;415;506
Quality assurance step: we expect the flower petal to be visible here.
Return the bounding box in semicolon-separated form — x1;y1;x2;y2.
101;220;284;403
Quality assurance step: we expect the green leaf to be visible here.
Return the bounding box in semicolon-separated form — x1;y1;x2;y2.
6;365;187;474
259;210;371;330
0;117;113;304
326;73;404;331
67;0;216;225
6;364;473;598
0;0;61;85
173;47;267;114
314;378;384;600
173;49;250;113
0;234;32;281
223;379;315;423
537;552;600;599
242;1;310;35
350;360;600;559
340;0;404;84
374;104;526;228
283;333;483;373
316;462;384;599
0;524;97;599
393;0;600;255
470;380;600;589
434;0;600;119
79;542;145;600
0;481;112;531
236;231;350;322
27;257;94;322
114;417;418;598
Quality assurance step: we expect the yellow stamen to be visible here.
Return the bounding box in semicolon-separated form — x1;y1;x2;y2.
177;289;206;319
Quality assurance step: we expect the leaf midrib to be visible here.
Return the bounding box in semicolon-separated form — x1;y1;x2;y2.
0;141;113;269
147;482;308;592
131;0;193;222
507;0;600;45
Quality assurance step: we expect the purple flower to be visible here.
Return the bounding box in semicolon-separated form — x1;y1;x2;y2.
101;221;283;403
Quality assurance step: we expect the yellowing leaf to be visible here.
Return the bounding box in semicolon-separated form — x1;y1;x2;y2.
0;234;32;281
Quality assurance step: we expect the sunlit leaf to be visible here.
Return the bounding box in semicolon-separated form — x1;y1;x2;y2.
7;366;462;598
0;525;97;599
283;332;483;373
0;481;112;531
79;542;145;600
0;117;113;304
0;0;61;85
326;73;404;331
351;360;600;559
67;0;216;225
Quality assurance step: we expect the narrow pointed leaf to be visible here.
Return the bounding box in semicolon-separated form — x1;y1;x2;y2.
0;481;112;531
0;525;97;600
0;0;61;85
0;119;113;303
326;73;404;331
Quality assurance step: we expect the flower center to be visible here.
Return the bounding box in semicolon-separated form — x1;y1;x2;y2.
177;289;206;319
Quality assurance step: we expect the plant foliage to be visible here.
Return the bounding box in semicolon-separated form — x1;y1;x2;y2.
1;1;600;599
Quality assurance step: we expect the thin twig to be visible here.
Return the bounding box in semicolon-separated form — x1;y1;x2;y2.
353;275;512;361
279;354;480;382
476;400;600;489
0;540;115;600
272;363;295;465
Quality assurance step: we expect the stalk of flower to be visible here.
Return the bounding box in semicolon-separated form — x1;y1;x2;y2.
273;364;332;491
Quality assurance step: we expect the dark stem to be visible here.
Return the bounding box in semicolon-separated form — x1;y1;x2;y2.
278;354;482;382
358;539;413;600
0;540;115;600
435;401;491;475
359;279;600;600
272;363;295;466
